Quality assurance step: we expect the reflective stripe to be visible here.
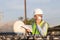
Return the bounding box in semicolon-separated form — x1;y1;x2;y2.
43;23;49;36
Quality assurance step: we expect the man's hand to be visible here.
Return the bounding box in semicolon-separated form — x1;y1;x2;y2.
26;29;31;33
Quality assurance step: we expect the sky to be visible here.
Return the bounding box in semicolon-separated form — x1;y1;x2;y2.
0;0;60;27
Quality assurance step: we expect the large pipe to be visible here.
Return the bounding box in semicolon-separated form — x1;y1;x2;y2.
24;0;27;24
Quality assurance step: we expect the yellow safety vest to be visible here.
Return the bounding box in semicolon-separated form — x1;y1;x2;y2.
32;20;49;36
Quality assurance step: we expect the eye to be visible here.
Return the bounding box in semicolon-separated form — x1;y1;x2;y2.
34;15;37;17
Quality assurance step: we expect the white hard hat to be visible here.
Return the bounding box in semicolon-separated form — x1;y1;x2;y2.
34;8;43;15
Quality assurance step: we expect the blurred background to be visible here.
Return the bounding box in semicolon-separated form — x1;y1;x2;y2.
0;0;60;40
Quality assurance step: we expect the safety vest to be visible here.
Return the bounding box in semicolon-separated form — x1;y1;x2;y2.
32;20;49;36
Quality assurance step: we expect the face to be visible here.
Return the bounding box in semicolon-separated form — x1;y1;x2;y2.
34;14;42;21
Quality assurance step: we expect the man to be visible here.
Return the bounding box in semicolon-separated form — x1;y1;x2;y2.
27;8;49;37
32;8;49;37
